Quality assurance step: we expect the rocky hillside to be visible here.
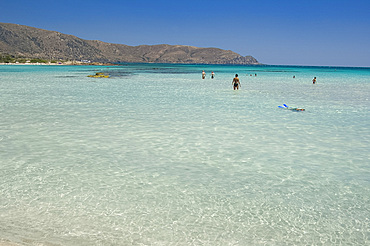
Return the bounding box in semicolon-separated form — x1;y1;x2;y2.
0;23;260;64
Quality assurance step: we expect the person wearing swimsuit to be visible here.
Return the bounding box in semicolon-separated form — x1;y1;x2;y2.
232;74;240;90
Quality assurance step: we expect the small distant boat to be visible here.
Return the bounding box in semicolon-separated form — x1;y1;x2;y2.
87;72;109;78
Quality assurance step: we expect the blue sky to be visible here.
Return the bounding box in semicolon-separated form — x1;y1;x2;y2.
1;0;369;67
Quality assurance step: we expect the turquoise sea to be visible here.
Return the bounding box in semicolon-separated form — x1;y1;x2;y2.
0;64;369;245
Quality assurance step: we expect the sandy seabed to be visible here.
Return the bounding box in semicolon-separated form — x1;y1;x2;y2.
0;241;20;246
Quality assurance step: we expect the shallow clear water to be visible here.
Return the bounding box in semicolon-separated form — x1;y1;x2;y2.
0;64;369;245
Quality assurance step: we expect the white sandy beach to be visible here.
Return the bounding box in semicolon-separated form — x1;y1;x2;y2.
0;61;115;66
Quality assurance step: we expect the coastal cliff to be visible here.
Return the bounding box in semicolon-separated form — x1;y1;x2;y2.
0;23;260;65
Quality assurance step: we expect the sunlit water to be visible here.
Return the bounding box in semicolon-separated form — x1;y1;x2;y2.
0;64;369;245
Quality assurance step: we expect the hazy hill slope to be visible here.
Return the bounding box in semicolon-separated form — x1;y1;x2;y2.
0;23;260;64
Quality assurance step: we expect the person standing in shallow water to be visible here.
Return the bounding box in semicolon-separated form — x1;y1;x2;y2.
202;70;206;79
313;77;317;84
232;74;240;90
211;71;215;79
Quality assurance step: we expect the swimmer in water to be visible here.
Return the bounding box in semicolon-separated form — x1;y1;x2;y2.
232;74;240;90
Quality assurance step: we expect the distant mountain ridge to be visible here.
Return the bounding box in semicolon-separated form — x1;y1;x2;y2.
0;23;260;65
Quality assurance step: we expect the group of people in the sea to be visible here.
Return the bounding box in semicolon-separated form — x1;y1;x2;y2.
202;70;215;79
202;70;318;90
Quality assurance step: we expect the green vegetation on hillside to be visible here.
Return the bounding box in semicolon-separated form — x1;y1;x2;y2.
0;54;15;63
0;54;60;63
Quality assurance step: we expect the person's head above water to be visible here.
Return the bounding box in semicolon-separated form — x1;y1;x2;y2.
235;74;238;77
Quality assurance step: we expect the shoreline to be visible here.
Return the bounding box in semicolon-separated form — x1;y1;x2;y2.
1;62;369;69
0;61;118;66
